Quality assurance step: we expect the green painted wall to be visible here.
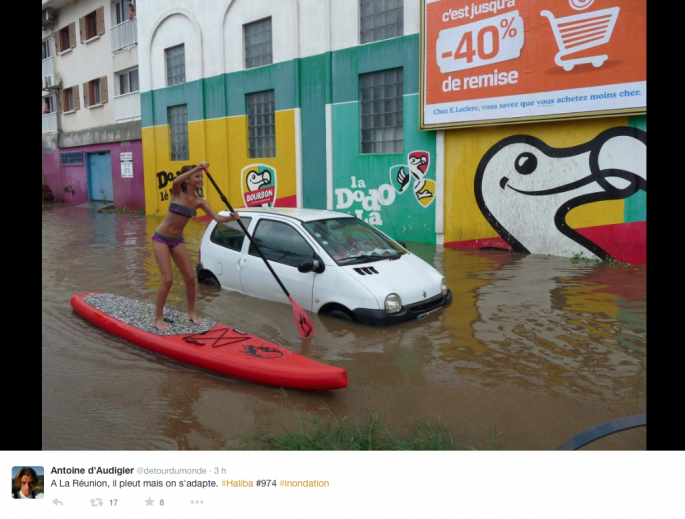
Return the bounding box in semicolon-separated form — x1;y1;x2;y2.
625;115;647;223
329;34;436;243
332;96;437;243
142;62;300;127
300;53;332;209
331;34;420;103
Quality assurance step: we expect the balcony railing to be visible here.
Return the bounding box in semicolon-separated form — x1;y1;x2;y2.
42;112;58;134
111;17;138;52
113;91;141;121
42;56;54;79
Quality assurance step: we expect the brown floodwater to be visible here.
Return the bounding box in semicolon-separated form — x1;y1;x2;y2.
42;204;647;450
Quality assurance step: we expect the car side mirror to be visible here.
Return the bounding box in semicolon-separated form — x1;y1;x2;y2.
298;256;325;274
298;260;315;273
314;256;325;274
399;242;407;249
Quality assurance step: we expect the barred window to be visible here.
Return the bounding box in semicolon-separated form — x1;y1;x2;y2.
166;44;186;87
360;0;404;44
60;151;84;166
360;68;403;154
244;18;273;70
168;105;189;161
247;91;276;158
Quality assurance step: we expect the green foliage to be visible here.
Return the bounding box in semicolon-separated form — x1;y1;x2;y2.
570;252;633;267
42;183;55;203
237;390;502;451
570;252;600;264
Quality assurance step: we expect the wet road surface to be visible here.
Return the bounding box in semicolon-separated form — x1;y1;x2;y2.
42;205;646;450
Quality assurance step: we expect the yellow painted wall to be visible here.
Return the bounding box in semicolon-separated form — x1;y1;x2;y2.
142;110;298;217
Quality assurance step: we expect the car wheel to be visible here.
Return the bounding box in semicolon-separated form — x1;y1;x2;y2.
327;309;355;322
200;273;220;287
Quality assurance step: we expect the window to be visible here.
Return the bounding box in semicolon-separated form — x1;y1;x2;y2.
113;0;135;25
42;95;57;115
360;68;403;154
91;79;101;105
85;12;97;40
63;87;76;112
168;105;189;161
57;24;75;53
42;39;52;60
84;77;108;107
211;218;253;252
304;218;405;265
60;151;84;166
59;27;69;51
166;45;186;86
244;18;273;69
360;0;404;44
249;220;314;268
247;90;276;158
80;7;105;42
117;68;139;95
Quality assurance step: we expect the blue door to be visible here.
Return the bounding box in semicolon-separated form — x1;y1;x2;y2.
88;152;113;202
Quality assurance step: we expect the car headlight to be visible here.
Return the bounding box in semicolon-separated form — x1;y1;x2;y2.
385;293;402;314
441;278;448;296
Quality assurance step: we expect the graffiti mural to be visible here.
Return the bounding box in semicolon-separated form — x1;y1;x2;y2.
156;167;205;202
474;127;647;261
242;164;277;208
335;151;436;228
335;176;396;226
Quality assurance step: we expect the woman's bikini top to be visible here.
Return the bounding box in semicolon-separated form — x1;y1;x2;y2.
168;202;197;218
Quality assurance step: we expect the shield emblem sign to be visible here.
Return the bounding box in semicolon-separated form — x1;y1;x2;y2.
390;165;412;194
242;164;277;208
414;179;437;208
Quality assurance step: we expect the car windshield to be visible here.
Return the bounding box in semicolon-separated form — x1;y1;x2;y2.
303;218;406;265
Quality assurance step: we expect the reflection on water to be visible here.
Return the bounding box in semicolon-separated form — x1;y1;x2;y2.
42;205;646;450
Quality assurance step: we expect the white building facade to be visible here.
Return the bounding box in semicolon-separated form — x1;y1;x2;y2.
42;0;145;210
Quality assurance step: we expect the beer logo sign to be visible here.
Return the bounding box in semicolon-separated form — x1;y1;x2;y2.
242;164;277;208
389;151;436;208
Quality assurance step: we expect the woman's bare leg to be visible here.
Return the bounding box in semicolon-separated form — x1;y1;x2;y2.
171;243;201;324
152;240;174;332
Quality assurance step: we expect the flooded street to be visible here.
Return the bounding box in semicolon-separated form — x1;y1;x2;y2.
42;204;646;450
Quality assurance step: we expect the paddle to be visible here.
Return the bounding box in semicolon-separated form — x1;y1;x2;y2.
201;167;314;339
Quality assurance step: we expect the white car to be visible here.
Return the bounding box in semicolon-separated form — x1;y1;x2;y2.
196;208;452;325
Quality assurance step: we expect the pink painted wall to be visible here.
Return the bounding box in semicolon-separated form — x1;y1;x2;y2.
42;140;146;210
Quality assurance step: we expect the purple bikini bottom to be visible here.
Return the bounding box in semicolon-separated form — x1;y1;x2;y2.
152;232;184;249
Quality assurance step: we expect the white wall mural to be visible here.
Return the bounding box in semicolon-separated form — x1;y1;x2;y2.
474;127;647;261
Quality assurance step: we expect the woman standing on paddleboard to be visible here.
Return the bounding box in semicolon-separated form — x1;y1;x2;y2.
152;162;239;332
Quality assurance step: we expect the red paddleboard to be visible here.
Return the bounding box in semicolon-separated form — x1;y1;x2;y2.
71;293;347;391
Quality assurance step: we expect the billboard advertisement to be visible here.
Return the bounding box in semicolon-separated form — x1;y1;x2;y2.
421;0;647;128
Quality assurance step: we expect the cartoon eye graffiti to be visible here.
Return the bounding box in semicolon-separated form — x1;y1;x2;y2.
515;152;538;175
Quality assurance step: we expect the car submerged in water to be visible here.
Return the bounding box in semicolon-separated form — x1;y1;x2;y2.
196;208;452;325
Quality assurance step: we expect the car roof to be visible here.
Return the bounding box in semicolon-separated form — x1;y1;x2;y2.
231;207;356;223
